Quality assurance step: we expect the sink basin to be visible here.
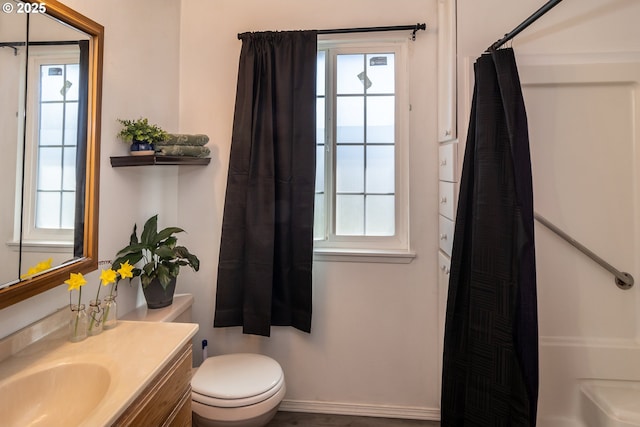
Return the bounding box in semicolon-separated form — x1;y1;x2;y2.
0;362;110;427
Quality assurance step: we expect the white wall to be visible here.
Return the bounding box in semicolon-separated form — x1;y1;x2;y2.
177;0;441;418
0;0;182;338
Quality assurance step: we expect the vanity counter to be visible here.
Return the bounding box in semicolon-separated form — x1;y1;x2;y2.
0;317;198;426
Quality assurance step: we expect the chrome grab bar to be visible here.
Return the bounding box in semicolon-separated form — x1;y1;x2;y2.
534;212;634;290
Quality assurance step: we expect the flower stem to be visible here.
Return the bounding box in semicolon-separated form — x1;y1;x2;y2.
103;283;116;327
74;288;82;337
89;283;102;332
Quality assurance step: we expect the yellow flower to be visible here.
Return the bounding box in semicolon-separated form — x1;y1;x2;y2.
100;268;117;286
117;260;134;280
65;272;87;292
20;257;53;279
35;258;52;272
20;266;38;279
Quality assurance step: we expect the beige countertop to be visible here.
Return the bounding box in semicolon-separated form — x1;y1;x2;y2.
0;318;198;427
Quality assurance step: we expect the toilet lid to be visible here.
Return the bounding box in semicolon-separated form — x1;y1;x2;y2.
192;353;283;400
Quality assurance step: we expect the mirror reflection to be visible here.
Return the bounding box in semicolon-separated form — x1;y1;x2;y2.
0;0;102;304
0;3;27;285
19;12;90;282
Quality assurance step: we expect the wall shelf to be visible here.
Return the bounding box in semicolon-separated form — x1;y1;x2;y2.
110;155;210;167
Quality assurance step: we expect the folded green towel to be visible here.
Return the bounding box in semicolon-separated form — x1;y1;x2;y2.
156;133;209;146
156;145;211;157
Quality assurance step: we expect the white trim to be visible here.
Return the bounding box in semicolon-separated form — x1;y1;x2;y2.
314;38;411;253
540;336;640;348
313;248;415;264
279;399;440;421
6;240;73;253
21;47;80;245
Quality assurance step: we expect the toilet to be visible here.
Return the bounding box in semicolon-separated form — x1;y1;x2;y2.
122;294;286;427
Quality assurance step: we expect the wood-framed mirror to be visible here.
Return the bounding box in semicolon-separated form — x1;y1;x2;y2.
0;0;102;309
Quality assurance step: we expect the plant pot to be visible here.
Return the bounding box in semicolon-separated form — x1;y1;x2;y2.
142;277;176;309
130;140;155;156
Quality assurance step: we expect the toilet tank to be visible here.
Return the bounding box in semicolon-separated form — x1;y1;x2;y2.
121;294;193;323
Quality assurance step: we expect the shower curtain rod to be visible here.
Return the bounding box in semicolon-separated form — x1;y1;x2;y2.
487;0;564;51
238;23;427;40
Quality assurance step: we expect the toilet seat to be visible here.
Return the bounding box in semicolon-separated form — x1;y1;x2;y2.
192;353;284;408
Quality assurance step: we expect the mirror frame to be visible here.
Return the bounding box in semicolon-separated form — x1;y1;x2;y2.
0;0;103;309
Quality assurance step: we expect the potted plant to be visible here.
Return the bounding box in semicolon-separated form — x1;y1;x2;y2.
117;118;169;155
112;215;200;309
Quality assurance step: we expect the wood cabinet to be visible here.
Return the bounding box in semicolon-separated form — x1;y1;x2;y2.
112;343;193;427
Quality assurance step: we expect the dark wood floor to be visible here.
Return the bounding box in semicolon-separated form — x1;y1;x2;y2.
266;412;440;426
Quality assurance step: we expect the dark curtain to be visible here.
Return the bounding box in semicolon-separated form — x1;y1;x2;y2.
73;39;89;258
441;48;539;426
214;30;317;337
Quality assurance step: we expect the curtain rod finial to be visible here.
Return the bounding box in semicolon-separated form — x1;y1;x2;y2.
411;23;426;41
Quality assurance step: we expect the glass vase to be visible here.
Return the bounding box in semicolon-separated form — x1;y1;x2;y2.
69;304;88;342
103;295;117;329
87;299;103;335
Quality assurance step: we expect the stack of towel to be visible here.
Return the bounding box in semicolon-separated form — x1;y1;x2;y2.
155;134;211;158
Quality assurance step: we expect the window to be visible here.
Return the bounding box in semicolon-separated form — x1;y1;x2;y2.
314;38;412;260
20;47;80;246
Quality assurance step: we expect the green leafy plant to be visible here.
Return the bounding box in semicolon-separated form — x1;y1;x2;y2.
117;118;169;144
112;215;200;289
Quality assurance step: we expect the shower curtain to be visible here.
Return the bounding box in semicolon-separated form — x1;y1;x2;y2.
214;30;317;337
441;48;539;426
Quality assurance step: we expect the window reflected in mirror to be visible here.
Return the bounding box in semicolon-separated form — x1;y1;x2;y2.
0;0;102;309
13;11;89;283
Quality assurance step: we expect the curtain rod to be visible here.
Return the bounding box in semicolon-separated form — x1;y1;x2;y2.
0;40;79;55
487;0;564;51
0;40;80;47
238;23;427;41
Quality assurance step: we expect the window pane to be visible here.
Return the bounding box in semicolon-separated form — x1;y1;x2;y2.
316;97;325;143
65;63;80;101
316;145;324;193
366;53;395;94
36;192;60;228
366;146;394;194
314;193;325;240
336;195;364;235
40;103;63;145
38;147;62;191
336;96;364;143
61;192;75;229
63;146;77;191
367;96;395;143
64;102;78;146
366;195;395;235
40;65;64;102
317;51;325;95
336;145;364;193
337;54;365;94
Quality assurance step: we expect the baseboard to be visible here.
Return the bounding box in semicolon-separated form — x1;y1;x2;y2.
279;399;440;421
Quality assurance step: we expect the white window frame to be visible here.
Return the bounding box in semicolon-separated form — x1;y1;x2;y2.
18;46;79;250
314;36;414;263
